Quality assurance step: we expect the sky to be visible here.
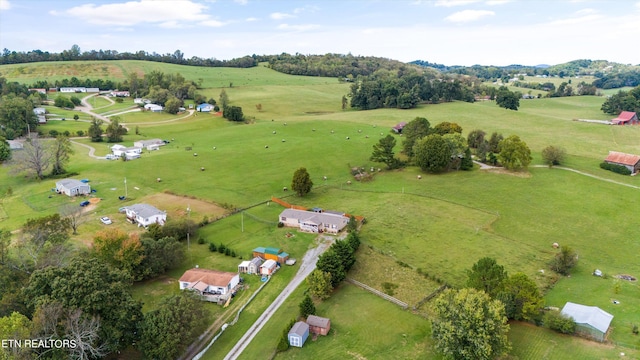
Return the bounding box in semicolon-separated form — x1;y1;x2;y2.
0;0;639;67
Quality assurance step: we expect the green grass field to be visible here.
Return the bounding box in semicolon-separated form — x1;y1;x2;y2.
2;60;640;359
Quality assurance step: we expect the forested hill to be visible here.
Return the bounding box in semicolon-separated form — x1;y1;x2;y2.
410;58;640;89
266;53;430;78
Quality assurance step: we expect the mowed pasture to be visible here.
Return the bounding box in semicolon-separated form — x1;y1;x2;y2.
2;60;640;357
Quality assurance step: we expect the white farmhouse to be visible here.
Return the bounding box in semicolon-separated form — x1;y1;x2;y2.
55;179;91;196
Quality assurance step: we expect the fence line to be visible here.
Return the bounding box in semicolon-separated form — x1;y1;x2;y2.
346;278;408;309
242;211;278;226
414;285;449;310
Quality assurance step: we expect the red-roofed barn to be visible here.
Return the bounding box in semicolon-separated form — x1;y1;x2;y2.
604;151;640;173
611;111;638;125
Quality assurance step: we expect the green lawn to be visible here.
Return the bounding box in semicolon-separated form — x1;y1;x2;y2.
3;61;640;358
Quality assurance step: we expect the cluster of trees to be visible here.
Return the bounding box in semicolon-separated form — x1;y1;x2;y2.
1;45;258;68
267;53;412;78
6;137;74;179
495;86;520;110
308;230;360;300
0;93;39;139
54;94;81;108
0;209;202;359
371;117;473;173
600;85;640;115
432;251;580;359
348;69;476;110
592;69;640;89
467;129;532;170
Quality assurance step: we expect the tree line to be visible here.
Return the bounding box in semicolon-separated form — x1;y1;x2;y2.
600;85;640;115
1;45;258;68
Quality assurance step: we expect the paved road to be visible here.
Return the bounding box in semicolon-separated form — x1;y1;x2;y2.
222;238;335;360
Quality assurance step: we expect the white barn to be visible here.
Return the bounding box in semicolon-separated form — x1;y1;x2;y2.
560;302;613;342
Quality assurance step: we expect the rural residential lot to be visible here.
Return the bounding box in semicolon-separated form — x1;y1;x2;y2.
1;58;640;360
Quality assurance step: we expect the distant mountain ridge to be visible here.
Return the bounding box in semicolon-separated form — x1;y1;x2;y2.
409;59;640;88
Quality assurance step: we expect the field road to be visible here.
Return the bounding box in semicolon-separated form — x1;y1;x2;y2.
221;237;335;360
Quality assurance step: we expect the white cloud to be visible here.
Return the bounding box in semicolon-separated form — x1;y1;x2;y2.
199;20;226;27
547;14;601;26
435;0;479;7
56;0;211;26
576;8;597;15
245;17;258;22
485;0;510;5
0;0;11;10
445;9;494;22
277;23;319;31
270;12;294;20
636;1;640;9
234;0;248;4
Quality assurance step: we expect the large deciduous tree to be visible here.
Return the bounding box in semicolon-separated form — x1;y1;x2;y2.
466;257;508;298
0;94;37;137
433;288;510;360
12;213;71;272
541;145;566;167
139;292;207;360
497;135;532;170
431;121;463;136
316;249;346;288
550;245;578;276
50;135;74;175
9;138;52;179
370;134;399;169
59;203;84;235
223;105;244;121
496;86;520;111
24;257;143;354
93;228;145;280
413;134;450;173
0;136;11;162
497;273;544;322
219;89;229;110
467;129;486;149
87;118;104;142
291;167;313;197
105;117;127;143
306;269;333;300
401;117;430;158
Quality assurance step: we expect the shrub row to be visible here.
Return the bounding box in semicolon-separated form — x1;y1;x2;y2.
600;162;632;175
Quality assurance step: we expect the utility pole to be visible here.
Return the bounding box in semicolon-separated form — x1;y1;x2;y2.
124;177;128;198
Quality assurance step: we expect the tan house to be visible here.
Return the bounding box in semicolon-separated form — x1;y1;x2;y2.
279;208;349;234
179;268;239;296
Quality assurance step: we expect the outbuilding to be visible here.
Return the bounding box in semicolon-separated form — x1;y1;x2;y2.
252;247;289;263
288;321;309;348
260;259;278;276
55;179;91;196
196;103;215;112
306;315;331;336
611;111;638;125
604;151;640;174
238;257;264;275
560;302;613;342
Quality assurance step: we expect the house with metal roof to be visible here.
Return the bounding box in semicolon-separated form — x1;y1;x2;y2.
134;138;165;150
560;302;613;342
196;103;215;112
604;151;640;173
55;179;91;197
279;208;350;234
124;203;166;227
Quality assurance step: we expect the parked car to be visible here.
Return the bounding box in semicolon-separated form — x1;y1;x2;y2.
79;200;90;207
100;217;112;225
